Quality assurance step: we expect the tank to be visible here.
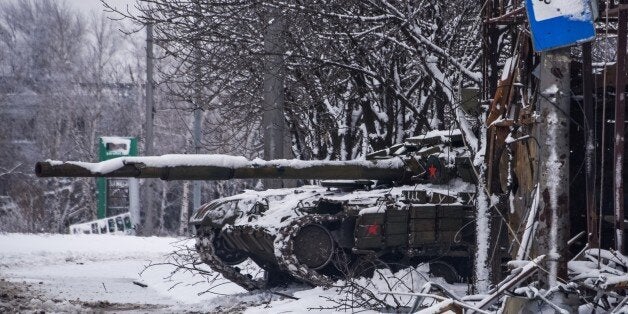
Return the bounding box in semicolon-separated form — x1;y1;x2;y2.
35;129;477;289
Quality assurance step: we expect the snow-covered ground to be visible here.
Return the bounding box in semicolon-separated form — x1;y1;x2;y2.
0;234;225;312
0;233;461;313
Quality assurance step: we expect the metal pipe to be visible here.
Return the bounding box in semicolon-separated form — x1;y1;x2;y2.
535;49;571;293
614;0;627;254
144;22;156;235
583;42;600;248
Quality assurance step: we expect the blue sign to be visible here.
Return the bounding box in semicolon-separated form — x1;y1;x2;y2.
525;0;596;52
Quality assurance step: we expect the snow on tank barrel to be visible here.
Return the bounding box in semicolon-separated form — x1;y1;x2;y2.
35;154;411;182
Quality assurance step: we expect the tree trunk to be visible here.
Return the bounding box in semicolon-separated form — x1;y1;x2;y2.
179;181;190;236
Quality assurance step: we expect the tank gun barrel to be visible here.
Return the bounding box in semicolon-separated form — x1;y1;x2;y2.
35;154;410;181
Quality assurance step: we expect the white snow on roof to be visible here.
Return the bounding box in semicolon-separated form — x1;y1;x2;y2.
406;129;462;142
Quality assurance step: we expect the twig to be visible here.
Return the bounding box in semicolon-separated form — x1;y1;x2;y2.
270;291;299;300
133;281;148;288
0;163;22;177
381;291;490;314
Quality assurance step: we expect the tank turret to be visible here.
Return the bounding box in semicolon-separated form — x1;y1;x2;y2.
36;129;474;185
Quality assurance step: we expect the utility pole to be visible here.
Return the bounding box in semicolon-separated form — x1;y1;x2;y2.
193;66;202;212
535;48;574;310
614;0;627;254
191;0;203;215
143;22;156;235
262;8;291;189
582;42;599;248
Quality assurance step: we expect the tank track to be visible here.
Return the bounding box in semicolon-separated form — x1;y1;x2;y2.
197;215;343;289
274;214;341;287
195;226;264;291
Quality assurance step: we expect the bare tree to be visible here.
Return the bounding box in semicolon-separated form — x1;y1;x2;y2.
104;0;482;161
0;0;147;233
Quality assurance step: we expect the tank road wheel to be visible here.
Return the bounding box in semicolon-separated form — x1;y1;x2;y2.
274;215;341;287
212;234;247;265
292;224;335;270
195;227;263;291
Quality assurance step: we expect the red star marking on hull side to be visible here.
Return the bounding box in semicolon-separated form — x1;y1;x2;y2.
428;165;438;178
366;224;380;236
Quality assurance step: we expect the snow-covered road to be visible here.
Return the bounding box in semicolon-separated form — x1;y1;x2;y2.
0;234;256;312
0;233;460;313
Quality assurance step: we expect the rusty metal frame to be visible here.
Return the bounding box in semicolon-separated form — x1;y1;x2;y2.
613;0;627;254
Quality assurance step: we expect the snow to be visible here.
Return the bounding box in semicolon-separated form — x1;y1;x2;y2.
194;180;475;232
415;299;455;313
616;154;624;248
457;106;479;154
543;84;559;95
516;186;540;260
545;110;563;287
406;129;462;143
501;57;515;81
50;154;406;175
0;234;243;310
474;181;491;293
250;157;405;169
0;233;465;313
530;0;588;22
0;234;172;268
359;205;386;214
101;136;132;155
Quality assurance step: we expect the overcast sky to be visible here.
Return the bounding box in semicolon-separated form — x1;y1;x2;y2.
65;0;138;17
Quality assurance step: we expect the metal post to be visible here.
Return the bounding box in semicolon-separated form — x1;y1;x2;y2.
143;23;156;235
535;48;572;308
192;0;202;212
145;23;155;160
262;8;287;189
129;178;140;230
583;42;599;248
193;103;202;210
614;2;627;253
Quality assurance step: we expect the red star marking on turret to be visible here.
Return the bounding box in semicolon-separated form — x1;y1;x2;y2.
428;165;438;178
366;224;380;236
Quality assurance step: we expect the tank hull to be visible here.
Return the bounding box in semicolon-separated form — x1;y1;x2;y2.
191;184;476;290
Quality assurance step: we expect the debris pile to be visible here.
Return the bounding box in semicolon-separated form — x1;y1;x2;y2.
384;250;628;313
